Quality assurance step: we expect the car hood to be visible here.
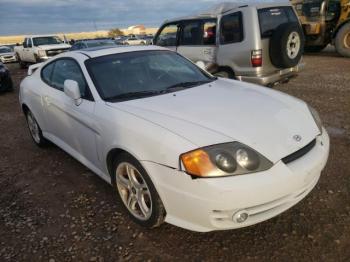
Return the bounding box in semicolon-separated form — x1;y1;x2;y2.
38;44;71;50
107;79;320;163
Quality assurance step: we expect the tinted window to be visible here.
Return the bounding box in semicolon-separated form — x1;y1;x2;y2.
41;62;55;85
0;47;12;54
51;59;87;96
155;24;178;46
33;36;63;46
258;7;298;38
180;21;202;45
86;51;213;101
220;12;243;44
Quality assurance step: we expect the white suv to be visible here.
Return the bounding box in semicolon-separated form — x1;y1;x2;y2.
154;1;305;86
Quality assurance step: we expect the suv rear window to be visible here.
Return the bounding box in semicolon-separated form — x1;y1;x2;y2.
258;7;298;38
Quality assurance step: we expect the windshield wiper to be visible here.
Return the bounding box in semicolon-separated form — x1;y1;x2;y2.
105;90;163;101
166;80;214;91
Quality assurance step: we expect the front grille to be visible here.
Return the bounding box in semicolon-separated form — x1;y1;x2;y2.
4;56;13;59
282;139;316;164
46;49;69;57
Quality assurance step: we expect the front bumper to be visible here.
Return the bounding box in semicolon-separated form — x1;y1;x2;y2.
142;128;329;232
236;63;305;86
0;55;17;63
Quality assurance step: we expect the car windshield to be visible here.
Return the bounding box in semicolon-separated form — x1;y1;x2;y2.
32;36;64;46
0;47;12;54
86;40;116;48
300;0;323;18
86;50;215;101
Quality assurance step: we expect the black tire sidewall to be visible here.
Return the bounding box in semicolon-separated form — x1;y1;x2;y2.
112;153;165;228
335;23;350;58
269;23;304;68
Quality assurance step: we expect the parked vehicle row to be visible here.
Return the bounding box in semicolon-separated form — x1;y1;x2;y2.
154;1;305;86
70;39;117;51
19;44;329;232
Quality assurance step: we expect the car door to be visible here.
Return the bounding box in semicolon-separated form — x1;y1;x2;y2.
153;23;180;52
25;38;36;62
40;58;100;168
176;19;218;66
216;11;246;74
22;38;30;62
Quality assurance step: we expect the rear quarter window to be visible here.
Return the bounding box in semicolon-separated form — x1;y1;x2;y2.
258;7;298;38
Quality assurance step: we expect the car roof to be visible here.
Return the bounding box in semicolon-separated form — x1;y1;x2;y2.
76;45;168;58
24;35;60;38
165;0;291;22
77;39;114;44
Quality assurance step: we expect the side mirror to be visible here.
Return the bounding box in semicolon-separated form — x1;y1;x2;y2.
195;61;206;70
64;80;82;106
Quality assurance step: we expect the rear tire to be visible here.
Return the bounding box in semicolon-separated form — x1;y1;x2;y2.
335;22;350;58
214;69;235;79
112;153;166;228
17;54;26;69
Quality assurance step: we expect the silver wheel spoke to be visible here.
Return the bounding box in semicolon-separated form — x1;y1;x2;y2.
138;196;149;217
117;174;130;189
116;163;153;221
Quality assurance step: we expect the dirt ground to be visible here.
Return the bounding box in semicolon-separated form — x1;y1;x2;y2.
1;48;350;262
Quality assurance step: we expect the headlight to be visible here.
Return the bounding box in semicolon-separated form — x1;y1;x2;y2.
308;105;323;134
37;50;46;57
180;142;273;178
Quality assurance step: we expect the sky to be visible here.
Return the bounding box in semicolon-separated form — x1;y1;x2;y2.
0;0;218;36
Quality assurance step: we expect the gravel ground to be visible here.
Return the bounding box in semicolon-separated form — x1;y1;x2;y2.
0;49;350;262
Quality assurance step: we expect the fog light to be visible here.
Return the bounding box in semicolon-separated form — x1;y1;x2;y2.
233;211;249;223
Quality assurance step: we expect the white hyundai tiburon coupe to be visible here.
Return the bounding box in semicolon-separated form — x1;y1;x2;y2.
19;46;330;232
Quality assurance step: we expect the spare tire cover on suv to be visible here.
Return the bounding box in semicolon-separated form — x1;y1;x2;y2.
269;23;304;68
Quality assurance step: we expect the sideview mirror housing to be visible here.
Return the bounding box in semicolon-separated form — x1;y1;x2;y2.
64;80;82;106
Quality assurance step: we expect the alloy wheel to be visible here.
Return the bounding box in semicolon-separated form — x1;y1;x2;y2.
27;111;41;144
116;163;152;221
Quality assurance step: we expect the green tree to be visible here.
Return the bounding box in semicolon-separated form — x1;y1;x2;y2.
108;28;124;38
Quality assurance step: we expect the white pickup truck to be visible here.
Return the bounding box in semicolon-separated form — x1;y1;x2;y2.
14;35;71;68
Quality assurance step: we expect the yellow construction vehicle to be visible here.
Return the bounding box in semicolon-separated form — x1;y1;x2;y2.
291;0;350;57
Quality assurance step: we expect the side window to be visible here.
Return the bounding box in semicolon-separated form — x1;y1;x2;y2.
41;62;55;85
203;21;217;45
155;24;178;46
51;59;88;97
220;12;243;44
180;21;202;45
27;38;32;48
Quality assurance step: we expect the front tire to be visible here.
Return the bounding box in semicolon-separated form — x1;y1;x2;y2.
335;22;350;58
112;153;165;228
214;69;235;79
17;54;26;69
25;110;48;147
